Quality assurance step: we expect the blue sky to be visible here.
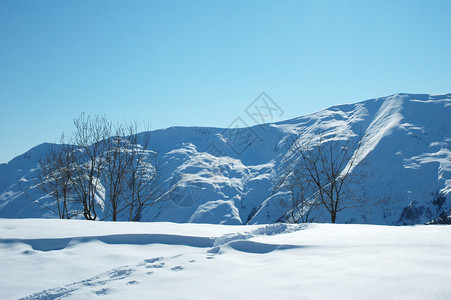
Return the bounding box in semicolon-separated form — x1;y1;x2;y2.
1;0;450;163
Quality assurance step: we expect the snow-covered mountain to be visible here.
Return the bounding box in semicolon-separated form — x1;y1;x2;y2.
1;93;450;224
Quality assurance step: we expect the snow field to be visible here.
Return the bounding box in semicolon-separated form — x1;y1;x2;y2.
1;219;450;299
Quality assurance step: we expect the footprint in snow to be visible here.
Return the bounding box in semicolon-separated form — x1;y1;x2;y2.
22;255;193;299
139;257;166;269
171;266;183;271
20;266;135;299
206;246;221;259
145;262;165;269
93;288;112;296
142;257;163;264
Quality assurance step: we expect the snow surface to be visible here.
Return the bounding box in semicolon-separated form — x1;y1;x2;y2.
0;93;450;224
1;219;450;299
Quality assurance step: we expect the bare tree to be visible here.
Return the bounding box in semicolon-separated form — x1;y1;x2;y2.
38;136;77;218
102;124;131;221
69;113;111;220
100;122;161;221
280;133;366;223
37;114;162;221
124;124;162;221
276;169;318;223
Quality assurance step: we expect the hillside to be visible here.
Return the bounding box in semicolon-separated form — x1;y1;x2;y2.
0;93;450;224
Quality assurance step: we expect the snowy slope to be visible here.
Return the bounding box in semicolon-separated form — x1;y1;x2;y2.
0;93;450;224
1;219;450;299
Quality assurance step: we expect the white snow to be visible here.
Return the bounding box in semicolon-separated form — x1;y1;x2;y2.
350;94;404;171
1;219;450;299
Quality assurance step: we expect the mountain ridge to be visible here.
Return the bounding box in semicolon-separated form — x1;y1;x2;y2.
1;93;450;224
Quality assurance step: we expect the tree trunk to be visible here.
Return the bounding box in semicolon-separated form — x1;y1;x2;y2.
331;212;336;223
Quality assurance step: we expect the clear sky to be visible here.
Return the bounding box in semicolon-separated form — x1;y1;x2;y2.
1;0;450;163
